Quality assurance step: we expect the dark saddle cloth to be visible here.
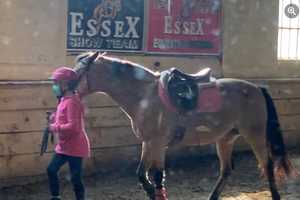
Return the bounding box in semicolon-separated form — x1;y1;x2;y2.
165;67;213;112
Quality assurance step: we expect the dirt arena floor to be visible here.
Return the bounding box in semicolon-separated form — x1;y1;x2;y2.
1;148;300;200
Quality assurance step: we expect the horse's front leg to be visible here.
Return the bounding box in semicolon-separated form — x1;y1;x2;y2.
151;139;168;200
137;142;155;200
153;168;168;200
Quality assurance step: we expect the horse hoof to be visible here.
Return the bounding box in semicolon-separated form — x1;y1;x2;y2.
155;188;168;200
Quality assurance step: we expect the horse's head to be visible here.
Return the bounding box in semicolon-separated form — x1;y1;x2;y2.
74;51;158;99
74;51;102;97
74;51;125;96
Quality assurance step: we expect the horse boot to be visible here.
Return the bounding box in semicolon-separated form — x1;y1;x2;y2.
155;188;168;200
153;169;168;200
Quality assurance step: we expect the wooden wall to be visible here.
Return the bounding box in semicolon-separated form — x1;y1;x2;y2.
1;79;300;187
223;0;300;78
0;0;300;187
0;83;136;186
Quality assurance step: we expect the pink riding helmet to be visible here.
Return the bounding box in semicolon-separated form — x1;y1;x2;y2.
51;67;78;81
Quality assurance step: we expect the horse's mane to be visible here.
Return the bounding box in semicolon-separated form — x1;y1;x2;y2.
74;52;160;78
102;56;160;76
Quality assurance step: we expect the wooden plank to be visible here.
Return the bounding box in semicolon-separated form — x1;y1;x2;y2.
0;129;98;156
251;79;300;99
0;0;67;80
0;131;299;184
0;79;300;111
97;126;139;148
85;107;130;128
0;107;130;133
0;152;98;180
83;93;117;108
233;130;300;152
0;64;58;81
0;126;138;156
275;99;300;115
92;145;140;173
279;115;300;132
0;145;140;180
0;121;298;157
177;130;300;155
0;84;57;110
0;106;298;134
222;0;293;79
0;153;53;179
0;84;116;111
0;110;47;133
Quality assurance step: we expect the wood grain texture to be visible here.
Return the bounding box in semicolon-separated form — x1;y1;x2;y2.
0;126;138;156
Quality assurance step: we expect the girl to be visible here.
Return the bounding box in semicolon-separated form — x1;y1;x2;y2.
47;67;90;200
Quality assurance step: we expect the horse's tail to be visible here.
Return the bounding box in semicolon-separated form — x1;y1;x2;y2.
260;87;297;180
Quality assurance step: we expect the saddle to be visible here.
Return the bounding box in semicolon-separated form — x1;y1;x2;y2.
159;67;222;146
171;68;212;82
164;67;213;112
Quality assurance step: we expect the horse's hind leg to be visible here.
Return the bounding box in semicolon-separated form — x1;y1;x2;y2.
208;130;237;200
137;141;155;200
243;129;281;200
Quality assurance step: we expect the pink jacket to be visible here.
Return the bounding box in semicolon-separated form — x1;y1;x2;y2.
50;94;90;158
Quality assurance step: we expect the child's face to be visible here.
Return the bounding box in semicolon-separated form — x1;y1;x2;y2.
52;80;69;97
53;80;68;91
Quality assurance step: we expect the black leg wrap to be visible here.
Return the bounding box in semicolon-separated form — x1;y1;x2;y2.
153;169;165;189
137;163;155;200
138;175;155;200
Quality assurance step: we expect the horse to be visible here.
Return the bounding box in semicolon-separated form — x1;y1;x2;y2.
73;52;297;200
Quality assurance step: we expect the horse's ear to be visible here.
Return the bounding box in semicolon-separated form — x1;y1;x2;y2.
100;52;107;56
85;51;99;66
75;51;99;69
90;51;100;62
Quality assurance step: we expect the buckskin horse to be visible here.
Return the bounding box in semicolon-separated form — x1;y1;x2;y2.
73;52;297;200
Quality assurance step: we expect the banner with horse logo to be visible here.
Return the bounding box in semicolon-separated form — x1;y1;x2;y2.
147;0;222;54
67;0;144;52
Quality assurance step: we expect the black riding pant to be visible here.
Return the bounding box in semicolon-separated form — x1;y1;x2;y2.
47;153;85;200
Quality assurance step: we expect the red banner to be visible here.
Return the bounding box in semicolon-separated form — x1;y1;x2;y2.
147;0;221;54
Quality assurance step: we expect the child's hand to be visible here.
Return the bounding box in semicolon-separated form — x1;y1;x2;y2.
50;124;58;133
50;112;56;124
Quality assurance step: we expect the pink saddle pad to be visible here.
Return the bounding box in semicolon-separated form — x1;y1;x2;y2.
197;87;223;113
